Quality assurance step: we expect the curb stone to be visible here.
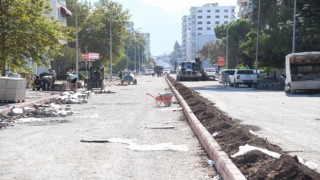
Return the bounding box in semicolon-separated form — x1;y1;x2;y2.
165;77;246;180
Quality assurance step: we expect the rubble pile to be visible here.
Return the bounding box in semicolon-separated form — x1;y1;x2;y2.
1;91;93;130
56;91;92;104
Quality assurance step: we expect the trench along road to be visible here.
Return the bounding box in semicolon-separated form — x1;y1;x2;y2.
0;76;217;179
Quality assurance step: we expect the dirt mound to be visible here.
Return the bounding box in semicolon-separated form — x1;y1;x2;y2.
167;76;320;179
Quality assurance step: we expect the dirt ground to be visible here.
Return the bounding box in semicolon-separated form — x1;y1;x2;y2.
168;76;320;180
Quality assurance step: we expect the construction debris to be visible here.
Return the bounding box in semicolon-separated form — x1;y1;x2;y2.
1;90;92;130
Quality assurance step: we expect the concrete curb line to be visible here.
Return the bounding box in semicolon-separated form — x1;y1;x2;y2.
0;95;60;115
165;77;246;180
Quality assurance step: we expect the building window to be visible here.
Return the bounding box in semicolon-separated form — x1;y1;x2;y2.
198;10;202;13
232;9;235;12
198;27;203;30
224;21;228;24
215;10;220;13
207;16;211;18
224;15;229;18
215;21;220;24
207;21;211;24
215;15;220;18
197;16;203;19
197;21;203;24
207;27;211;30
207;10;211;13
224;9;228;12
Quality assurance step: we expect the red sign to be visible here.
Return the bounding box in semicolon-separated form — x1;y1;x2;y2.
217;56;225;66
81;53;100;61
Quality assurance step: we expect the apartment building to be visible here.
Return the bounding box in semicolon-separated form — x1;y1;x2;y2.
182;3;236;61
237;0;253;19
141;33;151;62
31;0;71;74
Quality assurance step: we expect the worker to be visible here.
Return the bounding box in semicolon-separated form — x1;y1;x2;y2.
67;73;78;90
42;75;52;91
33;75;42;91
49;69;57;87
221;71;229;88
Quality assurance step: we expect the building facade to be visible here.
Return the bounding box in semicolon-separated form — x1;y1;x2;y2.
182;3;236;61
30;0;71;75
237;0;253;19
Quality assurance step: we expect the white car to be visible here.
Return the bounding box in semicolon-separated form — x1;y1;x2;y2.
163;69;171;75
145;69;154;75
203;68;217;80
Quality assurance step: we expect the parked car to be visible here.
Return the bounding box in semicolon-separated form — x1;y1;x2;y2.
228;69;259;88
203;68;217;80
163;69;171;75
218;69;235;83
145;68;154;75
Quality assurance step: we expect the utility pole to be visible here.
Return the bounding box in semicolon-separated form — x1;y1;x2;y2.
255;0;261;73
292;0;297;53
109;20;113;81
226;27;229;69
75;0;79;78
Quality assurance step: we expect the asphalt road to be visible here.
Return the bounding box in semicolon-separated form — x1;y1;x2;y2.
0;76;217;179
180;78;320;173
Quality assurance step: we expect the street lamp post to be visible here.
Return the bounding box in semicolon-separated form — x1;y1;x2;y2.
255;0;261;73
226;27;229;69
75;0;79;78
292;0;297;53
109;20;113;81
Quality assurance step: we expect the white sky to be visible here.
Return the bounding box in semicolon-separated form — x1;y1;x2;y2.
101;0;238;55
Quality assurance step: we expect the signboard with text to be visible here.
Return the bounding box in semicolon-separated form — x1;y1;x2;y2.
217;56;225;66
81;53;100;61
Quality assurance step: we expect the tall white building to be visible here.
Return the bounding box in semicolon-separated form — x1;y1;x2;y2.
182;3;236;61
141;33;151;61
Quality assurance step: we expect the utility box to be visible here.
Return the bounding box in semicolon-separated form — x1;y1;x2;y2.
0;77;27;102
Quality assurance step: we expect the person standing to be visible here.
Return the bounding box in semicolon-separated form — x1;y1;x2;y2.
221;71;229;88
119;71;123;80
49;69;57;88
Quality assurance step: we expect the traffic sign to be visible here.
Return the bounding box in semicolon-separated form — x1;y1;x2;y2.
81;53;100;61
217;56;225;66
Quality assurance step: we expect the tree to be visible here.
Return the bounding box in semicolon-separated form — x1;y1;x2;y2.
0;0;72;76
78;0;130;70
169;41;181;67
214;19;252;68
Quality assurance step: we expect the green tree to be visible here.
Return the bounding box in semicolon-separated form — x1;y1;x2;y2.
214;19;252;68
0;0;72;76
123;30;146;72
169;41;181;68
78;0;130;70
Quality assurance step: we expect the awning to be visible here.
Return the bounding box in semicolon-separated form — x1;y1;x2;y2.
60;6;72;16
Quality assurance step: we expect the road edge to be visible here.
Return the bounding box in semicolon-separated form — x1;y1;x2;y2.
165;77;247;180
